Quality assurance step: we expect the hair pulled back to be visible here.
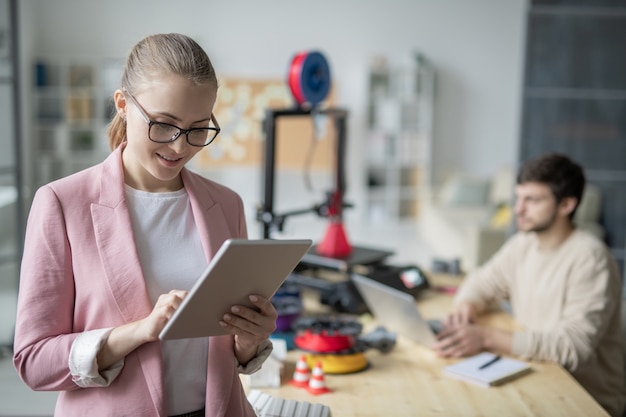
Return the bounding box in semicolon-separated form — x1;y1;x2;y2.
107;33;218;150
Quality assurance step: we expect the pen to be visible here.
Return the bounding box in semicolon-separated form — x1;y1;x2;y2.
478;355;501;370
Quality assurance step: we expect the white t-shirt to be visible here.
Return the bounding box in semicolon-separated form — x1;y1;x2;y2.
125;185;209;415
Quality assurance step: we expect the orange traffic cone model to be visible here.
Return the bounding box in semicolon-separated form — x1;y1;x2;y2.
289;354;310;388
306;361;333;395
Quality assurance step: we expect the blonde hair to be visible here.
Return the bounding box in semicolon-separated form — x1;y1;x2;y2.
107;33;218;150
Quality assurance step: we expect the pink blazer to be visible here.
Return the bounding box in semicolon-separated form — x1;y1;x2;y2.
13;146;256;417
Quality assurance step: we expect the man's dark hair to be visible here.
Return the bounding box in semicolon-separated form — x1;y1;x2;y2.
517;153;586;219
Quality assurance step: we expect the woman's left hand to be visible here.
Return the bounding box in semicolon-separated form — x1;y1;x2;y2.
220;294;278;364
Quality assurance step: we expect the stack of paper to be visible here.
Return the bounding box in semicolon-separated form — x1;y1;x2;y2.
443;352;531;387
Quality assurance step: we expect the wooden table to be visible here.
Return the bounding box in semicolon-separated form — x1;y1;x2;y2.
247;274;609;417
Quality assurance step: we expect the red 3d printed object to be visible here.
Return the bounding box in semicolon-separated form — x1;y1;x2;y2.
316;190;352;258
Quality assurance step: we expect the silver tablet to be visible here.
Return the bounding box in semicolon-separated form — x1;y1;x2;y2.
159;238;312;340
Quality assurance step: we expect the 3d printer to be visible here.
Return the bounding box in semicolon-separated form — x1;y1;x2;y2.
257;51;429;314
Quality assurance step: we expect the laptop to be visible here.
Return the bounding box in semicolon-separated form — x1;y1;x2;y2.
351;274;442;346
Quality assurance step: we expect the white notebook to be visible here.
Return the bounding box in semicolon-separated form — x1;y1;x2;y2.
443;352;531;387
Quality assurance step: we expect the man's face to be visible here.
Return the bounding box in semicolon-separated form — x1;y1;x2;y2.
513;182;559;233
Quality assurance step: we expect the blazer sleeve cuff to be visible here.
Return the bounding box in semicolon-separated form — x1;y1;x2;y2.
236;338;273;375
69;328;124;388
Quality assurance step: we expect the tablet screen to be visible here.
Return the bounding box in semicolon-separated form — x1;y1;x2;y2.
159;238;312;340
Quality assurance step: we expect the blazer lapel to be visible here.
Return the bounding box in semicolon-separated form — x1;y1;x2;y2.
91;147;165;415
91;147;152;323
182;169;241;416
181;169;233;263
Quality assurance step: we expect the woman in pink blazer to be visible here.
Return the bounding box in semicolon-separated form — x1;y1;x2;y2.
13;33;276;417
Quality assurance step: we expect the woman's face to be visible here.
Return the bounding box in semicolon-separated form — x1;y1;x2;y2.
116;74;217;192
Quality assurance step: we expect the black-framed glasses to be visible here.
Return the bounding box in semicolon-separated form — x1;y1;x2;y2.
124;90;220;147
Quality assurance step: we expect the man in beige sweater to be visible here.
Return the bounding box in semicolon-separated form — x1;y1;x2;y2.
434;153;625;417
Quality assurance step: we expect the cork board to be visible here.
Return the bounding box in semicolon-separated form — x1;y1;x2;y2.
193;78;335;170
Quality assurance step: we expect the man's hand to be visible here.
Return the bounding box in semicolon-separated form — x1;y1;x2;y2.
433;324;513;358
433;324;488;358
443;301;479;328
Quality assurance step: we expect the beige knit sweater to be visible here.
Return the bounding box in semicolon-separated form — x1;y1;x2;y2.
455;229;625;417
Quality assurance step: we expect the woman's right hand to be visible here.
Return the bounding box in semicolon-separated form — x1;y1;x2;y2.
97;289;187;370
141;289;188;342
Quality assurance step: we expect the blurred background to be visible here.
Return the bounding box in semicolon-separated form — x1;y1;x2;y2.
1;0;626;413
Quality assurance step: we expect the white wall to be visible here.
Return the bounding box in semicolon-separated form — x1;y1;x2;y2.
19;0;527;220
